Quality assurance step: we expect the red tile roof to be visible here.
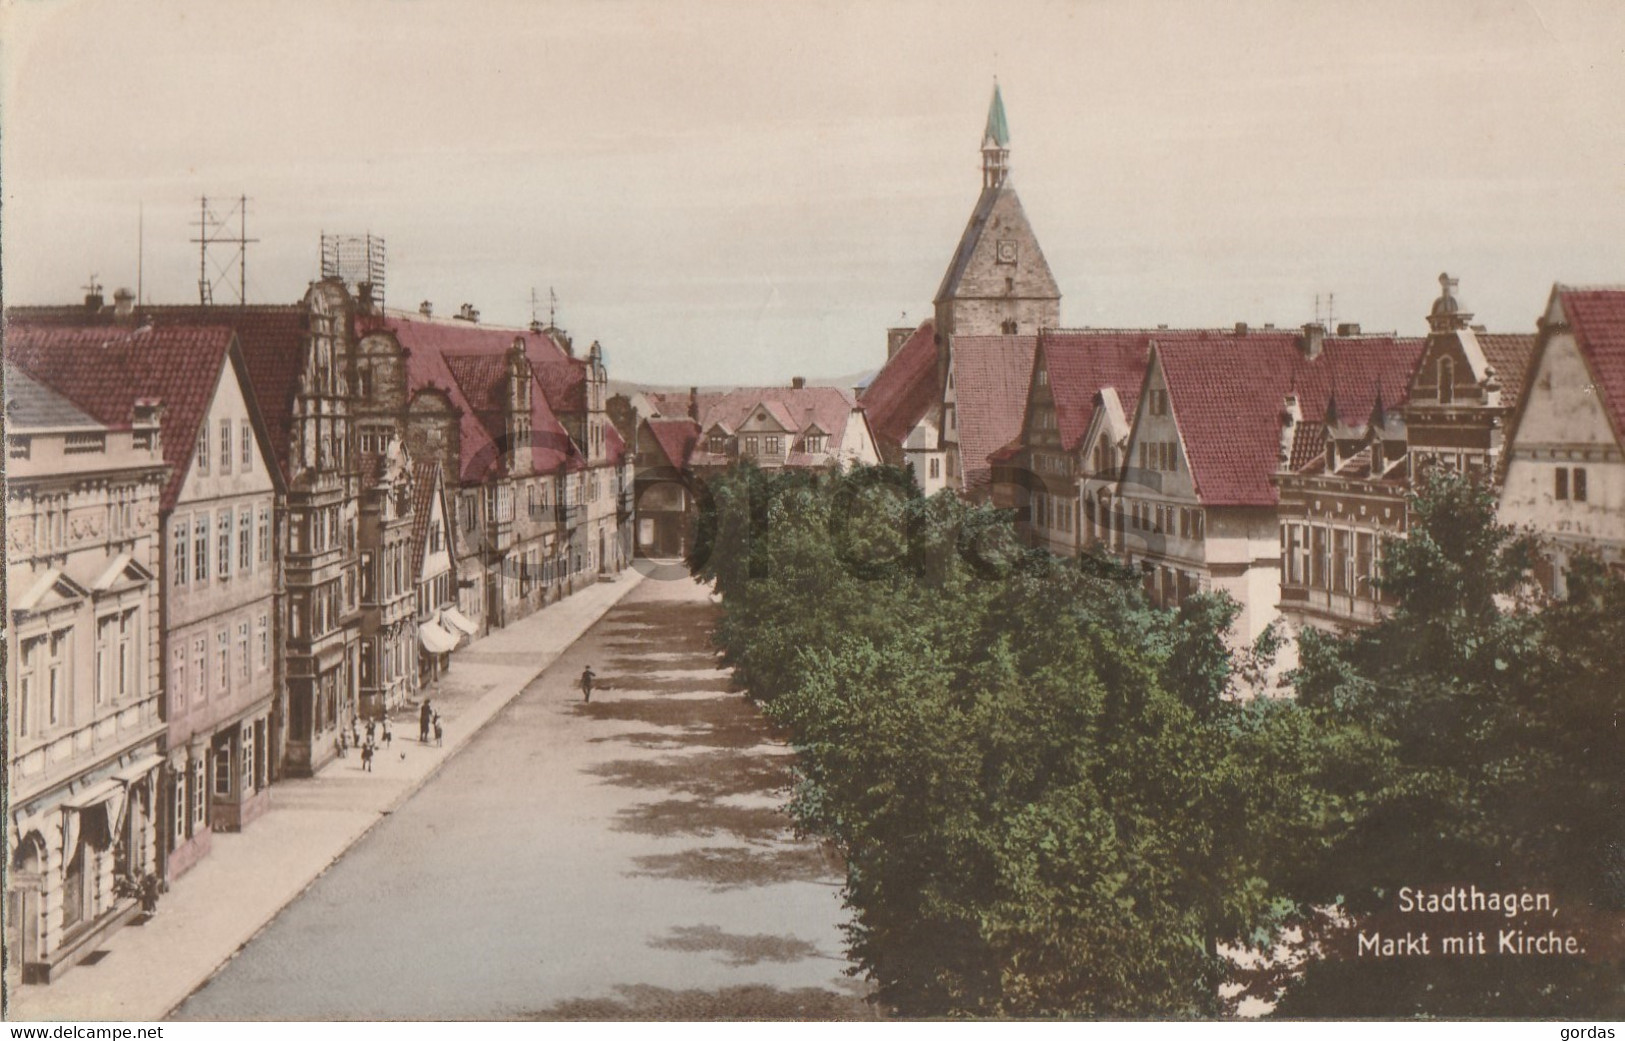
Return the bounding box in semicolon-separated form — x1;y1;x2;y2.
4;319;248;512
948;334;1039;492
1477;333;1538;412
1032;330;1156;452
1154;332;1425;506
643;390;722;421
1558;289;1625;443
360;315;584;482
858;319;938;451
697;386;861;457
407;460;444;583
604;420;628;466
8;304;311;480
645;417;701;469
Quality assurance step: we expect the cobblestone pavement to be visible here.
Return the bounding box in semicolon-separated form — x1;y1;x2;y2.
170;568;874;1020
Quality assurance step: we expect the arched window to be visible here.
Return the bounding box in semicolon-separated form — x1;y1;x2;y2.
1439;356;1455;404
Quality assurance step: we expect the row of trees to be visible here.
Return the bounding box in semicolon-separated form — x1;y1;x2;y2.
687;464;1623;1018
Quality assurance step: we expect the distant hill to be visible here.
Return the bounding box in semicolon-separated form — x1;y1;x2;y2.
609;369;878;400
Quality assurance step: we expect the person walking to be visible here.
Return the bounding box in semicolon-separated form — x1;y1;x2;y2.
382;718;393;748
361;740;374;772
420;700;432;743
433;715;443;747
579;665;596;703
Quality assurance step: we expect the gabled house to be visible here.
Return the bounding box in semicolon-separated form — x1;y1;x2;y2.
1275;276;1530;634
991;330;1153;555
1499;285;1625;593
1116;325;1424;643
859;320;949;494
6;311;288;887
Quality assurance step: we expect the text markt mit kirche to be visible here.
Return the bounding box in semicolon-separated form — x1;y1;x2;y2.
1356;885;1588;959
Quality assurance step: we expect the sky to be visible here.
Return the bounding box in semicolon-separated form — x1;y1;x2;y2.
3;0;1624;387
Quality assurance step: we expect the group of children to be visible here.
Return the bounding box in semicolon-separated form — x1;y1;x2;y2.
336;703;443;772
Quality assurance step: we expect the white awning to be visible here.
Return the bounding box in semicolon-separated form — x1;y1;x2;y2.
419;620;459;654
63;779;123;811
441;607;478;636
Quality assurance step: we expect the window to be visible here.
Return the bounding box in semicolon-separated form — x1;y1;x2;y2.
744;436;759;456
257;614;270;671
48;630;69;728
217;630;230;692
195;516;209;581
241;420;252;470
17;636;42;738
172;646;187;709
197;424;210;474
1149;389;1168;416
258;507;271;564
429;520;444;554
1036;367;1048;387
1356;532;1375;597
240;509;253;573
174;771;187;843
929;457;941;480
218;510;232;579
806;434;825;454
1556;467;1569;501
708;435;726;455
214;745;231;797
1438;357;1455;404
765;435;782;455
174;520;190;586
193;636;207;702
242;724;256;790
220;419;233;474
1574;467;1588;503
237;622;251;684
192;757;207;828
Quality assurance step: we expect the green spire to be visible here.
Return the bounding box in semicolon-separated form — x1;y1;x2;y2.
983;83;1010;148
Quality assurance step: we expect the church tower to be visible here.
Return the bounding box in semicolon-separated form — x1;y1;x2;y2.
932;84;1061;377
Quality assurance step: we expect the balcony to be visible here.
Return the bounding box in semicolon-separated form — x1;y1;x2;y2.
556;502;583;528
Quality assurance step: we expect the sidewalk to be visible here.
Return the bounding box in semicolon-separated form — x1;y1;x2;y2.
9;568;648;1023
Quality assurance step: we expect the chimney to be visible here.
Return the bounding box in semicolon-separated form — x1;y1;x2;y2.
1234;321;1249;335
113;287;136;319
1483;366;1502;409
84;288;105;312
1278;393;1302;469
791;376;806;390
356;281;376;313
1300;322;1325;360
455;303;480;323
887;327;912;358
419;300;434;317
1336;322;1361;336
688;387;699;422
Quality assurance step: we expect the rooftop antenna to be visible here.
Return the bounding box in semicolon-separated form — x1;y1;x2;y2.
549;286;558;328
191;195;257;306
137;203;144;306
530;287;541;326
82;274;102;301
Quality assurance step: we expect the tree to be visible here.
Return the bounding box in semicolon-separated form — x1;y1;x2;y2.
1277;470;1625;1017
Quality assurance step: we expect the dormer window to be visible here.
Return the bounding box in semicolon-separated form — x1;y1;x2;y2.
708;435;726;455
805;434;826;454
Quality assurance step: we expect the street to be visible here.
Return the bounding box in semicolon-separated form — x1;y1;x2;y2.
170;568;872;1020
